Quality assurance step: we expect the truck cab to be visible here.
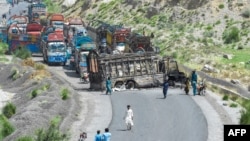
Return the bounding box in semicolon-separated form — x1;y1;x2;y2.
42;32;67;65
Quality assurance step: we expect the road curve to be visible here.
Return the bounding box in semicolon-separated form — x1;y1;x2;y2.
110;88;208;141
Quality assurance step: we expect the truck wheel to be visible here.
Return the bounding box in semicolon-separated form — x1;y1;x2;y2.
115;81;123;89
126;81;135;89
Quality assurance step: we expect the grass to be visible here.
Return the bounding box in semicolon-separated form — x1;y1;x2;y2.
229;103;238;108
2;102;16;118
11;67;20;80
16;136;34;141
0;114;15;140
222;95;229;101
61;88;70;100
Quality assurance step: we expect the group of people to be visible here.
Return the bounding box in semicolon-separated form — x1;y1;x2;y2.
162;69;204;98
94;128;111;141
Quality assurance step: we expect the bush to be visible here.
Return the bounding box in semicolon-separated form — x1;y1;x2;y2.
229;103;238;108
31;89;39;98
241;8;250;18
0;114;15;140
36;117;68;141
0;42;8;55
13;47;31;59
11;67;20;80
222;26;240;44
61;88;70;100
16;136;34;141
230;95;238;101
222;95;229;101
34;63;46;70
219;4;224;9
2;102;16;118
41;84;50;91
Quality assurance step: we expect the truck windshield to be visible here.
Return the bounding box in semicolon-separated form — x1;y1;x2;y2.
52;21;64;29
48;42;66;52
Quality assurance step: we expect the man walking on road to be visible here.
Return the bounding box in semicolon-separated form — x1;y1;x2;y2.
163;79;169;98
94;130;102;141
102;128;111;141
106;77;112;95
191;70;198;96
124;105;134;130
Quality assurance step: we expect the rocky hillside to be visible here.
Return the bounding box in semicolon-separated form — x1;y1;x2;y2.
52;0;250;89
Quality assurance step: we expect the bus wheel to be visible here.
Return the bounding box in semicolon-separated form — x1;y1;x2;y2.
126;81;135;89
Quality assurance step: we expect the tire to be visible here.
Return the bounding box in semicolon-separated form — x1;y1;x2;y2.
126;81;135;89
115;81;123;89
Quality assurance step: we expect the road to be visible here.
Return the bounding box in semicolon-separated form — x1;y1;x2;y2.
3;1;208;140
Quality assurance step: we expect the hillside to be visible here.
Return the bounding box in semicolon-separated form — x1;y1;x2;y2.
47;0;250;90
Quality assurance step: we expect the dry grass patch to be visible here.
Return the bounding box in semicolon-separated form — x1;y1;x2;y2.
22;58;35;67
30;70;51;80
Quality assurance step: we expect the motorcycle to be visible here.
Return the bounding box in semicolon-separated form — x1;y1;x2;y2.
197;80;206;95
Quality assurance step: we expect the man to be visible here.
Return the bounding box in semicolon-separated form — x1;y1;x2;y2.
163;80;169;98
124;105;134;130
106;77;112;95
94;130;102;141
191;70;198;96
102;128;111;141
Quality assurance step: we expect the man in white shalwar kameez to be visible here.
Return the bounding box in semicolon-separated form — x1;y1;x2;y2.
124;105;134;130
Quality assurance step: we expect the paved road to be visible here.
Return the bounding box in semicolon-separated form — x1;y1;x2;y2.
110;88;207;141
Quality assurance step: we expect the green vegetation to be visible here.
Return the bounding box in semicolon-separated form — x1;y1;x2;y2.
0;114;15;140
2;102;16;118
61;88;70;100
16;136;34;141
43;0;61;13
34;63;46;70
31;89;39;98
0;42;8;55
13;47;31;59
222;26;240;44
222;95;229;101
218;4;224;9
240;99;250;124
11;67;20;80
41;84;50;91
229;103;238;107
36;116;68;141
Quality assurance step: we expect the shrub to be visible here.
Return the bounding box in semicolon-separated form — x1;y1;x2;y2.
61;88;70;100
13;47;31;59
16;136;34;141
229;103;238;108
34;63;46;70
0;42;8;55
222;95;229;101
31;89;39;98
36;117;68;141
0;115;15;140
218;4;224;9
41;84;50;91
241;8;250;18
230;95;238;101
10;67;20;80
2;102;16;118
222;26;240;44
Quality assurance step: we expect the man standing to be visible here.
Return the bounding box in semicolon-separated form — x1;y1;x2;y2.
163;80;169;98
106;77;112;95
124;105;134;130
191;70;198;96
102;128;111;141
94;130;102;141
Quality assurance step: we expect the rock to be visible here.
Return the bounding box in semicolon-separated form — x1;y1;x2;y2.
230;79;240;85
223;54;233;60
223;103;227;106
201;64;219;73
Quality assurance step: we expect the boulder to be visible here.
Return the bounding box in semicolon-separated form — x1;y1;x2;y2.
230;79;240;85
223;54;233;60
201;64;219;73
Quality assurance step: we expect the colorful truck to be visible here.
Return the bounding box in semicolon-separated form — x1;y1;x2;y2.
42;32;68;65
73;36;96;82
48;14;64;30
28;2;47;23
64;17;86;43
106;25;131;54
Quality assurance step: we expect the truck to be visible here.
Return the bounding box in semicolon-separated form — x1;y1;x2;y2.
25;22;44;54
87;50;187;90
124;33;158;53
28;2;47;23
7;15;28;33
73;36;96;82
47;13;64;30
0;25;7;43
106;25;131;54
41;32;68;65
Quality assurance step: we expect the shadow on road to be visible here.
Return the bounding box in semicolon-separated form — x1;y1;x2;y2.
116;129;128;132
64;71;79;78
